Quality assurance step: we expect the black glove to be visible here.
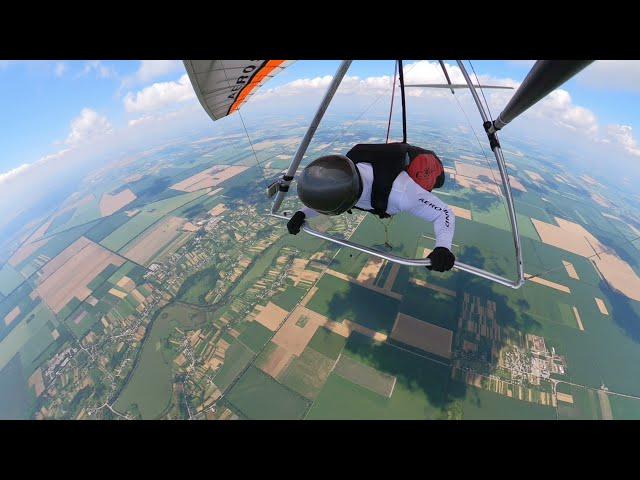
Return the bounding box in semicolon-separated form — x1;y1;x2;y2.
287;211;306;235
427;247;455;272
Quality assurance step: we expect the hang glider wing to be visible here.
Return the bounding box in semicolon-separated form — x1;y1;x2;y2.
405;83;514;90
183;60;293;122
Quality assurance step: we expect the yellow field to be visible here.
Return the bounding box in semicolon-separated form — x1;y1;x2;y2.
99;188;137;216
383;263;400;291
28;368;45;397
254;302;289;331
590;192;611;208
259;344;294;378
35;237;124;314
272;306;329;356
595;297;609;315
116;276;136;292
123;216;188;265
131;289;146;304
4;306;20;326
450;205;472;220
598;390;613;420
208;204;227;216
325;269;402;301
556;392;574;404
108;288;128;299
410;278;456;297
170;165;248;192
525;170;544;183
572;306;585;331
8;237;51;267
454;161;527;194
356;257;384;283
323;319;388;343
562;260;579;280
531;216;640;301
526;275;571;294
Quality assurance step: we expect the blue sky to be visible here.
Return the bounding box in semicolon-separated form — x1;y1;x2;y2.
1;59;639;206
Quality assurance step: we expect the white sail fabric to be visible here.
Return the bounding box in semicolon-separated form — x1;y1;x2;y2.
183;60;292;121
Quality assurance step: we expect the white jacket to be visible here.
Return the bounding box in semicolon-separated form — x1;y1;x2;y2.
301;162;455;250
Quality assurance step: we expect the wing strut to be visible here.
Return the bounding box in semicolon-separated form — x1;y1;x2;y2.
438;60;456;95
398;60;408;143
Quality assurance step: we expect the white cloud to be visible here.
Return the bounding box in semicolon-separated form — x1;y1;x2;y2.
127;110;181;127
252;60;640;165
0;108;112;186
65;108;112;146
121;60;184;89
527;89;598;134
604;124;640;157
578;60;640;93
80;60;116;79
54;62;67;77
255;61;516;101
0;163;31;185
123;73;196;113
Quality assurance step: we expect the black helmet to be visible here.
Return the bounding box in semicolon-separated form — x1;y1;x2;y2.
297;155;362;216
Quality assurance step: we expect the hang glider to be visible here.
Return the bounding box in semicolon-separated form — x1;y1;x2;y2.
405;84;514;90
183;60;293;121
183;59;593;289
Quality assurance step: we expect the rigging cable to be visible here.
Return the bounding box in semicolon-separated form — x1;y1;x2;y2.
444;61;513;247
385;60;398;143
469;60;495;121
219;60;271;190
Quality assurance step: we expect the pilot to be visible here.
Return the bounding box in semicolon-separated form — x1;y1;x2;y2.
286;143;456;272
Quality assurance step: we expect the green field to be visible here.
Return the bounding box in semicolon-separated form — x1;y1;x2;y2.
84;212;131;243
0;263;25;296
280;347;335;399
398;282;459;331
18;319;59;376
226;366;310;419
306;275;400;334
332;354;396;397
556;384;601;420
0;356;34;419
308;332;451;419
270;285;307;311
609;394;640;419
114;303;204;419
307;326;347;360
0;282;40;341
212;341;254;391
238;321;272;353
0;302;57;372
445;380;557;419
176;266;219;305
13;221;100;277
100;190;205;252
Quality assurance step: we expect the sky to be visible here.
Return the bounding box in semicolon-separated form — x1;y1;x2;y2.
1;59;639;222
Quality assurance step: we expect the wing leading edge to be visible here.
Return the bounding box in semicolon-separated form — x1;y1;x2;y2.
183;60;292;122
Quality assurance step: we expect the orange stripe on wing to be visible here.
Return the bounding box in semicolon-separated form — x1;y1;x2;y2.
229;60;285;114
